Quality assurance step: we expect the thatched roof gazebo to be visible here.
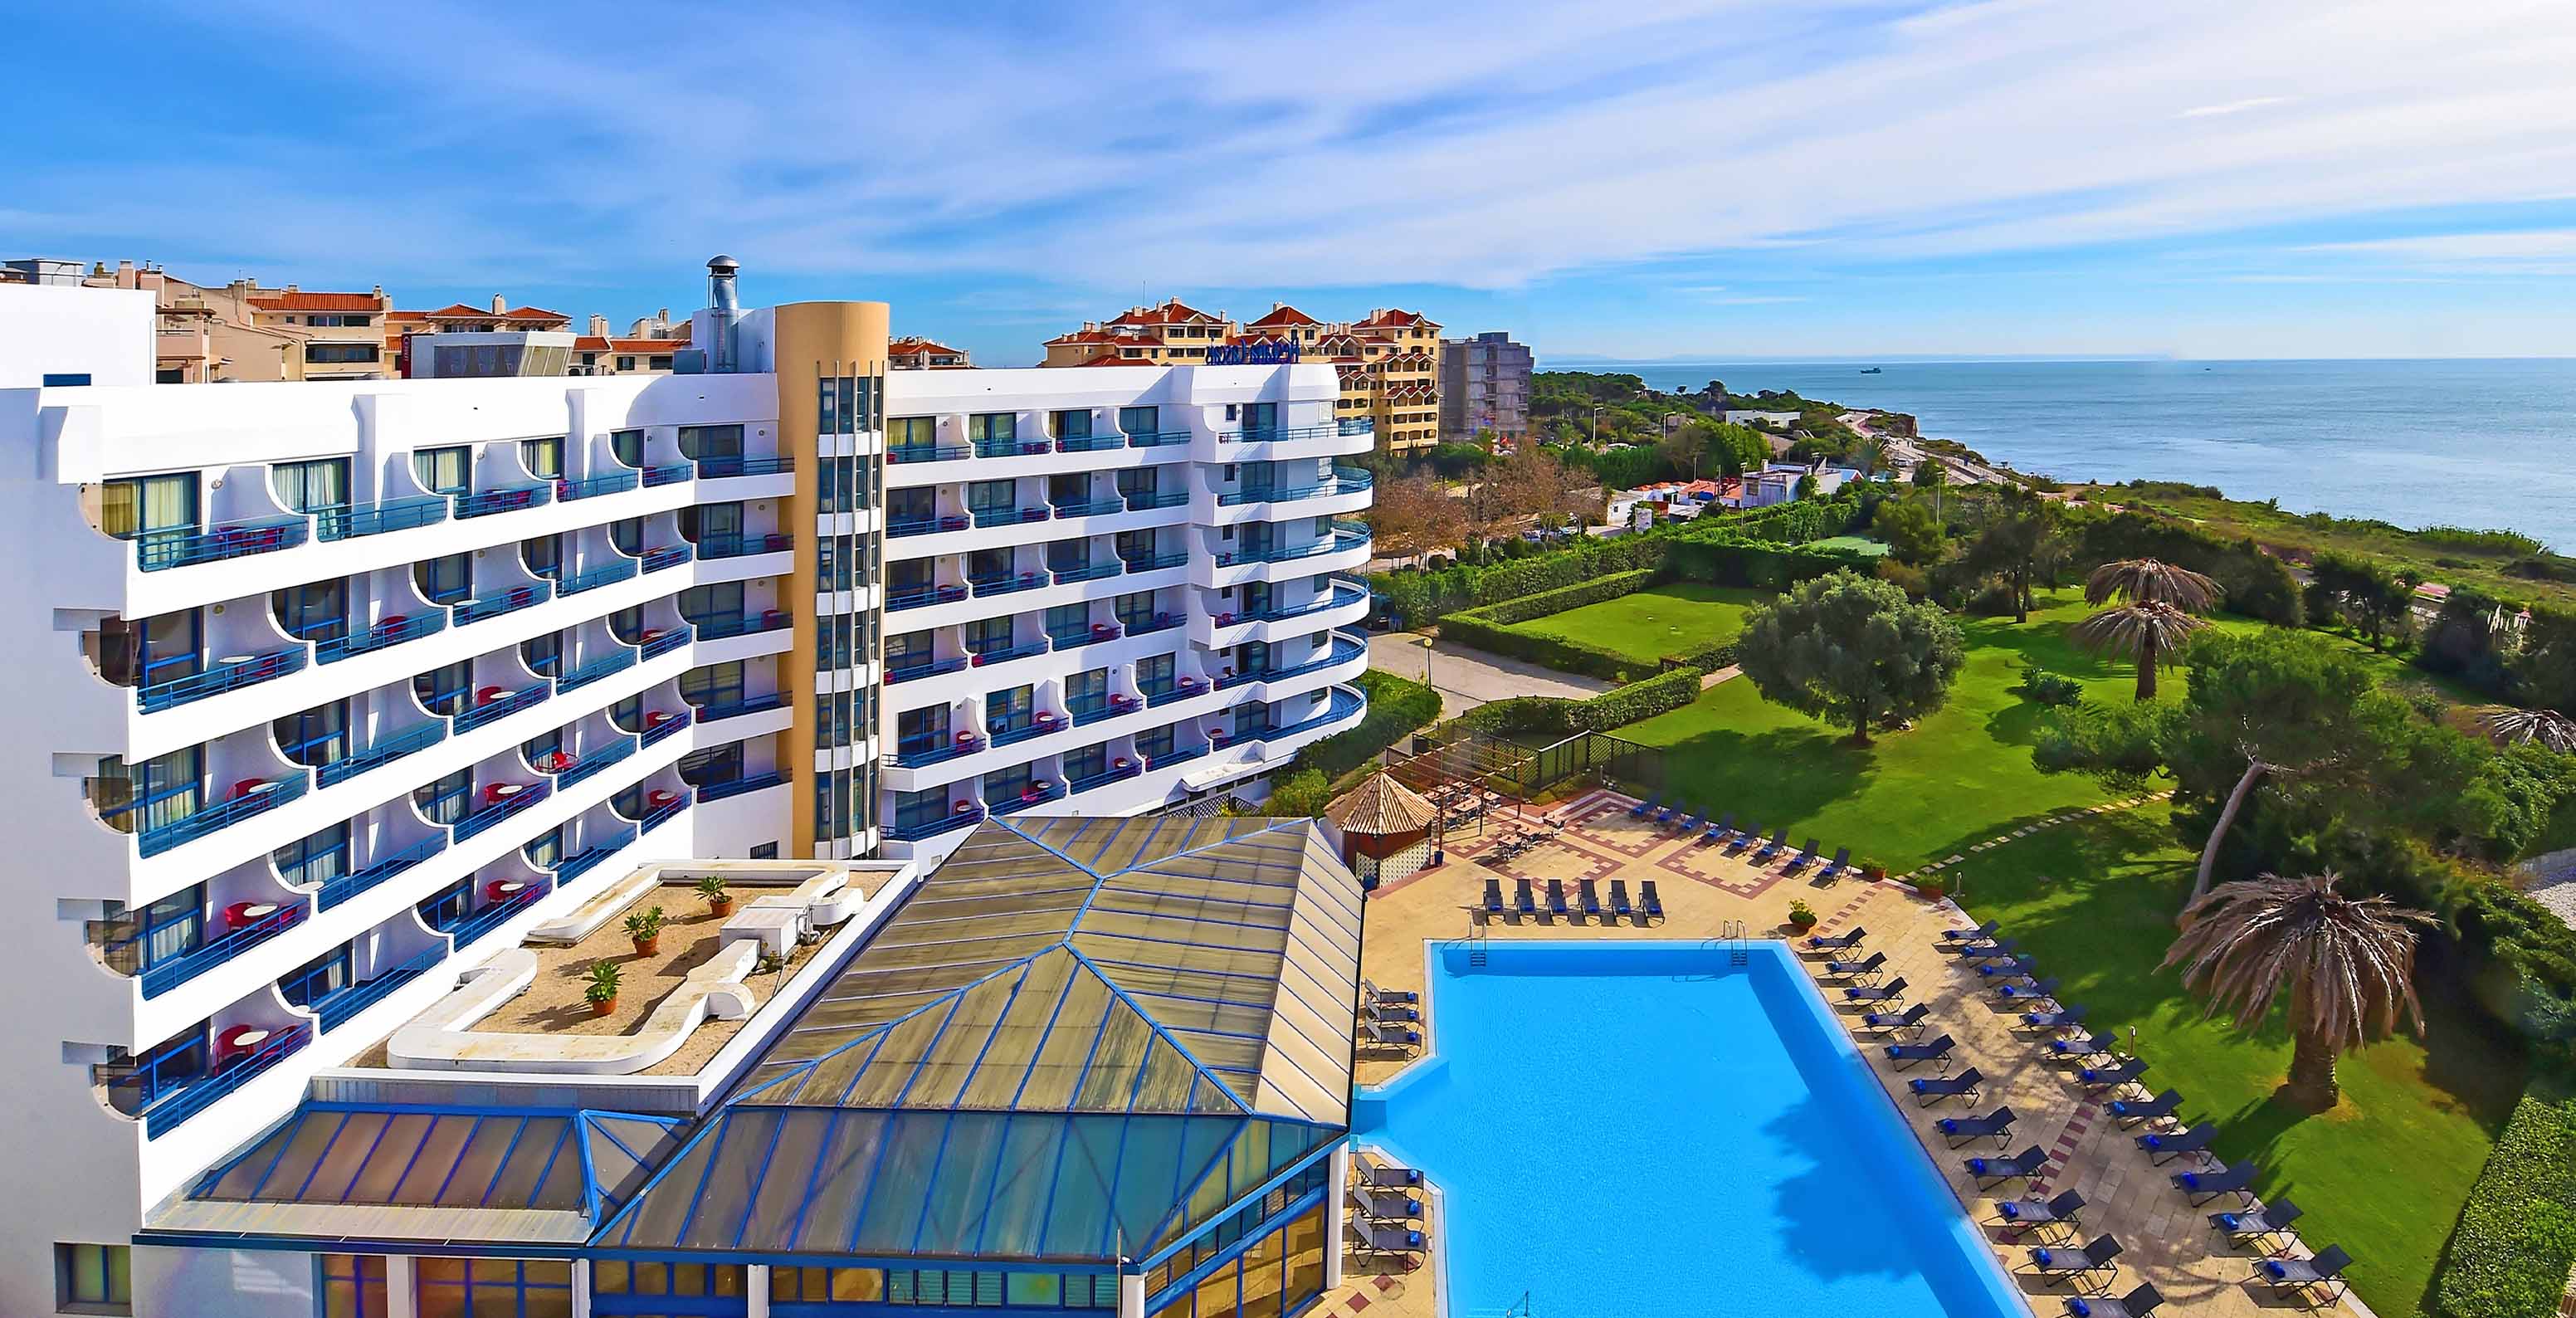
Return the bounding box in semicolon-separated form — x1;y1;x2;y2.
1322;773;1441;886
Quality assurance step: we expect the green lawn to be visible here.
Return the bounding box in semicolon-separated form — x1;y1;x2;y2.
1957;804;2526;1317
1806;534;1891;556
1504;582;1773;668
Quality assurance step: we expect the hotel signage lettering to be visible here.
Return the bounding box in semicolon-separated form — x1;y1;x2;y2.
1208;342;1300;366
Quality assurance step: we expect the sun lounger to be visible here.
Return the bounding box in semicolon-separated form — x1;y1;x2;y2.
1823;950;1886;980
2059;1282;2161;1317
1805;925;1866;951
1578;878;1603;920
1654;799;1678;825
1363;978;1417;1005
1628;791;1661;820
2136;1122;2219;1166
2026;1234;2123;1290
1351;1187;1422;1220
1754;827;1788;862
1993;974;2060;1003
1948;936;2021;964
2109;1089;2183;1128
1997;1189;2086;1239
1785;838;1821;874
2079;1057;2149;1093
1609;879;1633;920
1941;920;2001;944
1965;1145;2049;1186
1640;880;1665;921
1843;975;1906;1004
2020;1003;2090;1034
2173;1160;2258;1205
2050;1032;2116;1058
1861;1002;1930;1034
1885;1033;1955;1071
1977;954;2042;981
1513;877;1537;920
1480;877;1504;919
1354;1223;1425;1254
1701;811;1735;845
1545;879;1570;920
1817;847;1852;881
1938;1106;2017;1148
1360;1019;1421;1049
2255;1245;2352;1307
1910;1066;1981;1104
1359;1160;1422;1188
1725;824;1758;854
2210;1198;2302;1247
1364;1000;1419;1024
1676;806;1705;834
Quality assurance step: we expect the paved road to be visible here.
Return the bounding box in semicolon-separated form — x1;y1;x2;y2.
1366;631;1611;720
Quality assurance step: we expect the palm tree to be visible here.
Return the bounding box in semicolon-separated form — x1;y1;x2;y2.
2482;705;2576;753
2073;559;2223;700
1849;434;1887;479
2163;871;2434;1109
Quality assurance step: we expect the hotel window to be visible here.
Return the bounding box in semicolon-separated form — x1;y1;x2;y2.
887;416;936;454
1135;722;1174;761
98;472;198;539
816;613;865;667
1241;401;1278;434
966;478;1017;522
986;684;1032;734
594;1261;747;1311
413;1257;573;1318
617;355;637;372
1135;652;1175;696
968;411;1015;444
678;423;744;461
964;616;1014;657
1046;603;1089;644
522;824;563;871
1118;405;1159;437
271;457;349;515
56;1242;132;1316
275;699;350;769
101;608;202;690
611;693;644;734
274;577;349;646
415;660;472;716
415;769;472;825
279;943;351;1009
520;631;561;677
611;428;646;467
89;746;202;837
987;758;1036;803
305;343;380;364
815;690;857;750
819;539;854;589
520;534;561;581
681;660;744;710
519;435;564;479
817;377;853;435
771;1267;885;1305
1115;529;1159;565
896;703;949;754
1064;742;1107;785
886;485;934;527
886;629;931;673
678;744;744;788
1046;536;1089;573
1051;408;1092;440
414;553;471;605
679;582;744;627
1115;590;1159;632
274;819;350;889
316;1254;386;1318
412;446;471;494
610;517;644;556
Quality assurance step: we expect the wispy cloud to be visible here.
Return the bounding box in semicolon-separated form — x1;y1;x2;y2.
2178;95;2293;118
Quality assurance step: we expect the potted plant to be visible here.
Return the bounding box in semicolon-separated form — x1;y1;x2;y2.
1862;862;1887;881
625;905;666;956
584;960;621;1017
1914;876;1948;901
1786;900;1818;931
697;876;732;918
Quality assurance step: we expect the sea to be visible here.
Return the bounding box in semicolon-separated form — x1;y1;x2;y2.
1559;358;2576;552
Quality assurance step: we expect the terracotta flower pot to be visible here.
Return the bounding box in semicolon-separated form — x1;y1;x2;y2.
632;935;660;957
1788;915;1817;931
1914;883;1945;901
588;997;616;1018
709;897;734;918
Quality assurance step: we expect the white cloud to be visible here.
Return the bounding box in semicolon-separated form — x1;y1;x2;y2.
2178;95;2293;118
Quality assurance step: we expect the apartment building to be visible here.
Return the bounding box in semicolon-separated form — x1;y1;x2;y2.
573;311;690;377
1041;299;1445;452
886;334;970;368
1438;330;1534;443
236;285;395;380
0;259;1370;1317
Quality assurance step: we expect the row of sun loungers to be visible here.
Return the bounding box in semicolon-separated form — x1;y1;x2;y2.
1348;1157;1427;1259
1624;795;1858;880
1478;876;1662;925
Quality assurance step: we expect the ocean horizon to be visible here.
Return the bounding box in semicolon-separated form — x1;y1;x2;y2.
1556;357;2576;551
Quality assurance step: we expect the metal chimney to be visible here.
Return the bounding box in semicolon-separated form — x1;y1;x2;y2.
706;255;741;373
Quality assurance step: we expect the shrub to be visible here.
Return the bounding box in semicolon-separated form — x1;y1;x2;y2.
1572;666;1705;731
1300;670;1442;779
1439;613;1642;682
1464;569;1656;627
2433;1092;2576;1318
2017;671;2085;706
1454;696;1578;736
2421;525;2548;557
1262;768;1335;818
584;960;622;1003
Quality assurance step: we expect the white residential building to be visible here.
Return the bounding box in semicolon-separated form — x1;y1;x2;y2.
0;259;1369;1317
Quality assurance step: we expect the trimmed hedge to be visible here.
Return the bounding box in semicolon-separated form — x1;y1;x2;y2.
1451;666;1707;737
1462;569;1657;627
1436;569;1666;682
1665;535;1882;591
1300;669;1442;780
1369;534;1668;626
2433;1091;2576;1318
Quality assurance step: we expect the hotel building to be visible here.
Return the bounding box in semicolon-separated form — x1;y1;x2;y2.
1437;331;1532;445
0;258;1371;1317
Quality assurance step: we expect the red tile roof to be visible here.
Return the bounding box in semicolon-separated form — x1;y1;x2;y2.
1106;298;1222;327
888;335;965;357
246;291;384;312
1244;304;1319;329
1045;328;1125;346
1357;307;1440;330
1074;350;1152;368
415;302;571;324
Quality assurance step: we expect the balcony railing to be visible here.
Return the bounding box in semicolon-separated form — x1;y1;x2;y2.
1123;613;1179;637
973;437;1055;459
312;945;446;1032
990;781;1066;815
1144;742;1211;770
555;471;640;501
892;736;978;769
441;886;544;949
1051;497;1126;519
695;455;793;479
642;544;691;573
887;442;973;465
1215;470;1373;507
137;646;305;713
134;904;305;999
454;683;550;733
988;720;1050;748
699;531;793;560
316;612;446;664
639;790;691;833
451;780;551;841
970;571;1051;598
1055;432;1124;453
884;803;985;842
968;641;1048;667
887;583;968;612
971;506;1051;530
1123;551;1188;572
1220;422;1354;445
315;495;449;541
642;462;693;487
1124;429;1192;449
1049;624;1120;649
694;610;788;639
1257;686;1367;741
639;626;691;661
1123;490;1188;511
886;657;969;686
317;721;446;789
557;648;636;692
1215;527;1368;568
888;515;971;539
695;692;787;722
640;708;692;746
452;582;553;626
698;770;786;803
142;1023;310;1139
1142;677;1207;707
559;558;639;595
1068;692;1139;726
558;736;637;788
1051;562;1120;585
452;484;553;520
1066;761;1144;795
139;773;306;857
134;516;310;572
554;825;637;886
320;833;449;909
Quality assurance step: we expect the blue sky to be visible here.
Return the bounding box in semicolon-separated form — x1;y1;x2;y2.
8;1;2576;364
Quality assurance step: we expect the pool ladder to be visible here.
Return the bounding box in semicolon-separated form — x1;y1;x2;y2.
1466;912;1490;968
1721;920;1749;966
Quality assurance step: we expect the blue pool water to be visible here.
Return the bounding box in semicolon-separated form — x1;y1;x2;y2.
1353;941;2022;1318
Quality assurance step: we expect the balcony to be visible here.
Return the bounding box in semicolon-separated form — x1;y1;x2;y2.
1123;551;1188;572
884;803;985;842
888;442;973;465
440;885;545;949
1215;467;1373;507
134;516;310;572
990;780;1066;815
1067;692;1141;726
639;789;691;832
1049;623;1121;650
452;484;553;520
134;904;305;998
642;544;692;573
1066;761;1144;795
555;471;640;501
1123;613;1179;637
1144;742;1211;771
696;455;794;479
139;773;307;857
1054;432;1125;454
310;945;446;1032
1124;490;1188;512
886;656;968;686
1051;497;1126;519
696;692;787;722
454;683;550;733
642;463;693;488
1051;562;1120;585
640;707;692;746
988;720;1051;748
1259;685;1367;740
136;645;306;713
1142;677;1209;707
141;1023;310;1139
319;833;449;909
315;495;448;542
970;571;1051;598
316;721;446;789
889;515;970;539
694;610;788;639
557;648;636;693
973;436;1055;459
451;780;552;842
559;558;639;596
452;581;553;627
1215;524;1369;568
1215;579;1368;628
1219;422;1352;446
698;770;786;803
888;583;968;612
968;641;1048;667
639;626;691;661
316;612;447;664
970;506;1051;530
698;531;793;560
1125;429;1192;449
892;735;979;769
557;736;637;788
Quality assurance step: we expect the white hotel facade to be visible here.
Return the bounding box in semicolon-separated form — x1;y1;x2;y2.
0;265;1371;1316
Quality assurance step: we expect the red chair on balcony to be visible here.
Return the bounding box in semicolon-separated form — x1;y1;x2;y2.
760;608;785;629
230;778;270;801
485;783;525;804
647;788;678;809
639;628;664;645
953;799;977;815
216;1023;276;1067
645;710;676;730
539;751;573;773
1110;692;1135;710
222;900;281;930
476;685;507;705
379;613;407;632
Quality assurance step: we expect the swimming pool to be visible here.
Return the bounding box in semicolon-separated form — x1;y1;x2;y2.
1353;940;2025;1318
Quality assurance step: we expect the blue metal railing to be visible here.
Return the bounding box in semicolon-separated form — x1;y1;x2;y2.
559;737;637;788
887;583;968;611
988;720;1051;748
1067;762;1144;795
320;833;448;908
1123;490;1188;511
143;1023;310;1139
640;626;690;661
884;804;985;842
1124;429;1193;448
695;693;787;721
315;612;446;664
888;515;970;539
139;774;305;857
451;780;551;841
315;495;448;541
454;684;550;733
442;887;544;949
136;904;304;998
698;770;785;803
1051;497;1126;518
559;558;639;595
1216;527;1369;567
642;544;691;573
1222;422;1351;445
452;484;552;519
695;455;793;479
642;462;692;487
886;657;968;685
973;437;1054;459
1050;625;1119;649
972;506;1051;530
312;946;446;1032
693;610;788;638
134;516;309;571
1216;470;1373;507
1143;678;1208;707
1051;561;1121;584
1069;692;1139;725
317;721;446;789
968;641;1048;666
640;708;692;745
557;648;636;692
1055;432;1124;453
555;471;640;500
452;582;552;626
640;790;691;832
137;646;305;712
1257;686;1367;742
699;531;793;559
970;572;1051;598
1144;743;1211;770
1122;613;1178;637
991;781;1066;815
887;442;973;464
1123;551;1188;572
892;737;978;769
